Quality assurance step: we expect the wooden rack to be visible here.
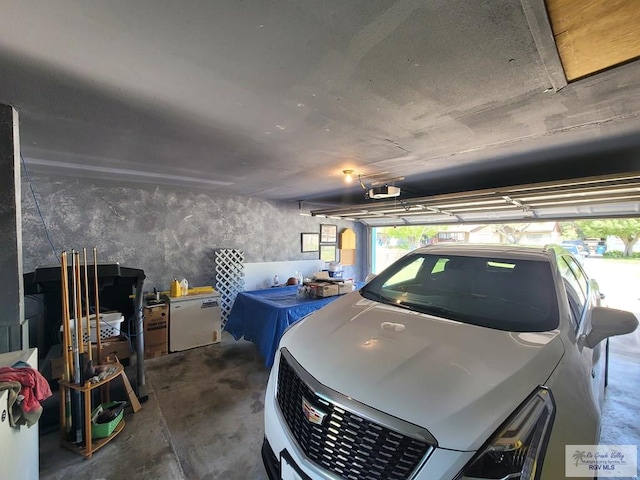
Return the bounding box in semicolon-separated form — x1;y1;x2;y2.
57;248;142;459
59;362;130;459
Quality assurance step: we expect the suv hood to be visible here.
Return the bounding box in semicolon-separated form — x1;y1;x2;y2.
280;293;564;451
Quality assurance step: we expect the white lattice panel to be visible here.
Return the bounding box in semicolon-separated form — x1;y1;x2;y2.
214;249;244;327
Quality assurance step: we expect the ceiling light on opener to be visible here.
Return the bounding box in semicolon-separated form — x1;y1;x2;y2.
343;169;355;183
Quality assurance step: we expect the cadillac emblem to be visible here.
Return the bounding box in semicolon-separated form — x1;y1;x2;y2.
301;396;327;425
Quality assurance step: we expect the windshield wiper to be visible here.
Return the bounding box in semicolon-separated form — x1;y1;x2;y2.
360;287;396;303
397;301;453;316
363;289;463;321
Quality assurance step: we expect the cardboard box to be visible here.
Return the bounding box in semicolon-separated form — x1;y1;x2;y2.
306;281;354;297
338;282;355;295
50;338;131;379
313;282;340;298
96;338;132;362
144;303;168;359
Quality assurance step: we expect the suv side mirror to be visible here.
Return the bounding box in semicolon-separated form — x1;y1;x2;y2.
585;306;638;348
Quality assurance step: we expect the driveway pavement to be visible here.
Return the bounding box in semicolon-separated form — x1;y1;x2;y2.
583;256;640;314
582;257;639;480
583;257;640;360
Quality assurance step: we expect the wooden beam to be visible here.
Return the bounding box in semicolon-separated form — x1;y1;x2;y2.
546;0;640;80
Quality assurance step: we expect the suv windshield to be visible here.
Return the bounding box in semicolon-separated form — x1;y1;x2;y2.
361;253;559;332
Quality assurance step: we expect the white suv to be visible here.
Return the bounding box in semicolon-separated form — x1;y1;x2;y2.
262;244;637;480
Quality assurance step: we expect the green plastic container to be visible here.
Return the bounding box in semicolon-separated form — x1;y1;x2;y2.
91;401;125;439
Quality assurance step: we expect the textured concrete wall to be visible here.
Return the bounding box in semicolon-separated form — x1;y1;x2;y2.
20;174;367;293
0;105;25;353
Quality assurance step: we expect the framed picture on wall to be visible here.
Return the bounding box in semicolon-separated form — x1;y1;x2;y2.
301;233;320;252
319;244;337;262
320;224;337;243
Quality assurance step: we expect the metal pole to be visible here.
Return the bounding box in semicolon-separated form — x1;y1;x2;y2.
133;279;148;401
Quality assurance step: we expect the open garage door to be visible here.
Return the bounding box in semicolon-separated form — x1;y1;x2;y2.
311;172;640;226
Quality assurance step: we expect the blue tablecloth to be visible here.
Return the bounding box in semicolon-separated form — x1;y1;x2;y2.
225;285;357;367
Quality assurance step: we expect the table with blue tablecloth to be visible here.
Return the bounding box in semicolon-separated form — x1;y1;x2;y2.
224;285;361;367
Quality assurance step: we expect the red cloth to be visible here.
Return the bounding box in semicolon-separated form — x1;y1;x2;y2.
0;367;52;413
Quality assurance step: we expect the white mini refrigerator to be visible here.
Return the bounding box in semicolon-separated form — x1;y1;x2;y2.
0;347;39;480
169;293;221;352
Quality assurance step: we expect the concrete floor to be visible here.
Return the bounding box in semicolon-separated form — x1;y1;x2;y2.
39;332;270;480
37;327;640;480
601;330;640;480
34;259;640;479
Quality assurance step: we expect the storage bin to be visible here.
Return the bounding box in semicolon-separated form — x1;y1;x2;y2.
91;401;125;439
69;312;124;343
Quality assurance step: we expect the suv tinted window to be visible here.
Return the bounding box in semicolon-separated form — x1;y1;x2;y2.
361;253;559;332
383;257;425;287
557;255;588;327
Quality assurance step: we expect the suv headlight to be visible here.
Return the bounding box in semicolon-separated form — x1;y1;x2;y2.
456;387;555;480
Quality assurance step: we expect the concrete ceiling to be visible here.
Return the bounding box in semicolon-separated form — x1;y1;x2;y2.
1;0;640;206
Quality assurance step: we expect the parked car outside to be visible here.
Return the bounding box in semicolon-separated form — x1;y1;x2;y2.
562;243;585;265
262;244;637;480
561;239;590;257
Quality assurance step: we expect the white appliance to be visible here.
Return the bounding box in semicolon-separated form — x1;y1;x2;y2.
0;347;39;480
169;293;221;352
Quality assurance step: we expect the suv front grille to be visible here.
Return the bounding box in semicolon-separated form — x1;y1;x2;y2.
276;350;432;480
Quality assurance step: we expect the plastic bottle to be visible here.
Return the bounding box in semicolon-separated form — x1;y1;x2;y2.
170;278;181;297
273;275;280;286
180;278;189;296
